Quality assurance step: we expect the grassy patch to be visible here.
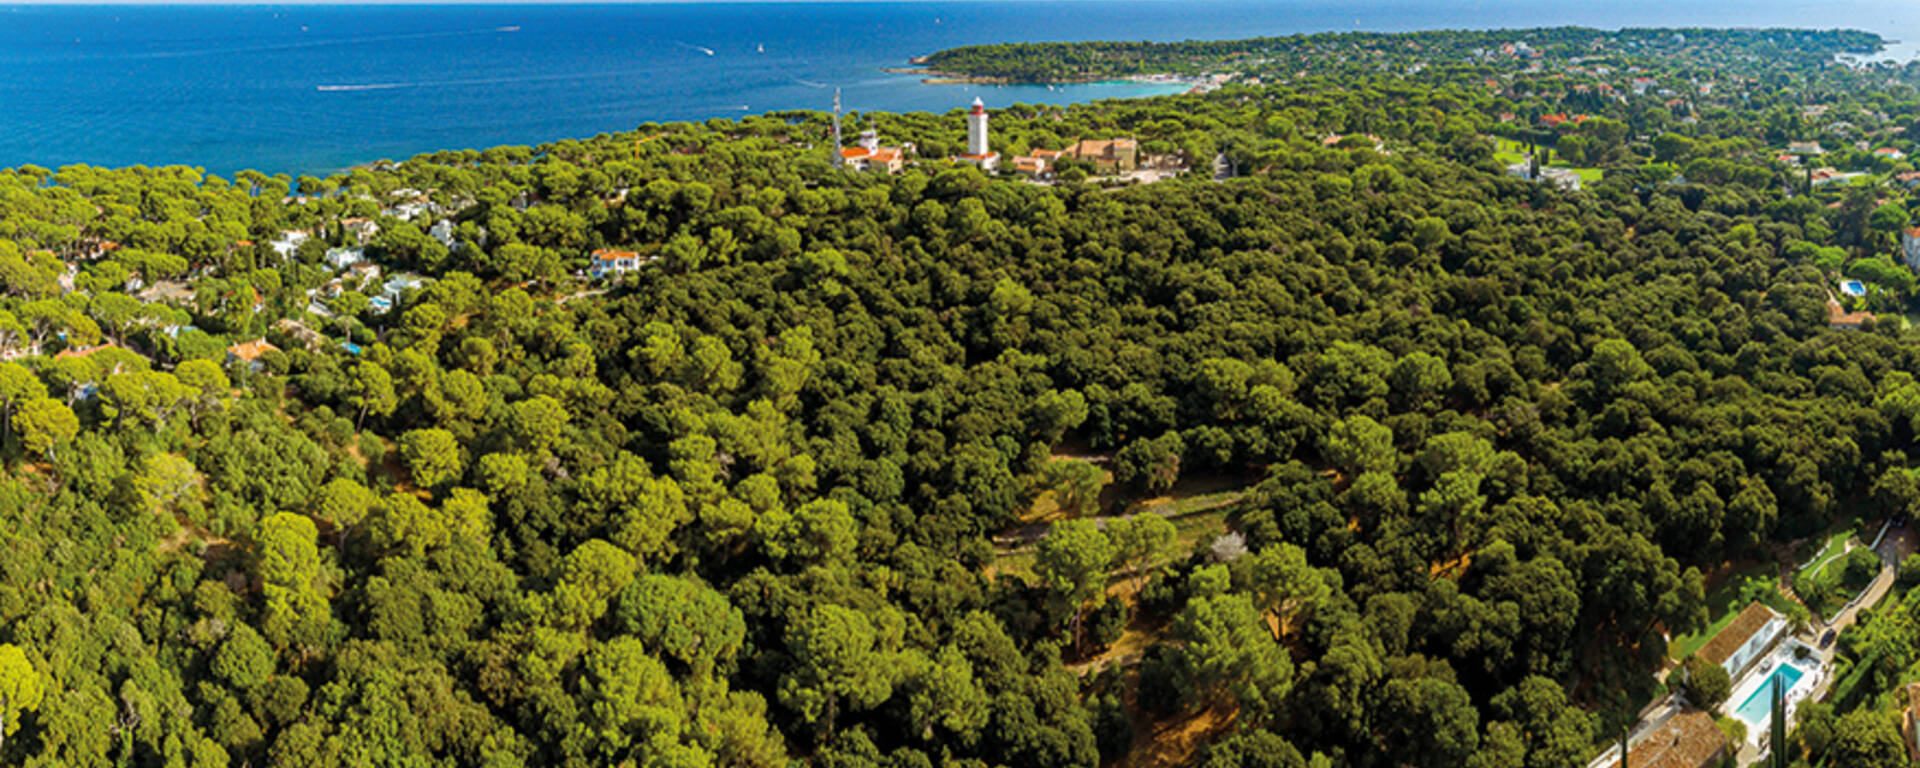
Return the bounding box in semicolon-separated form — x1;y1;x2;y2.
1555;165;1604;183
1668;561;1779;661
991;551;1037;582
1170;510;1231;554
1798;529;1855;582
1130;488;1246;518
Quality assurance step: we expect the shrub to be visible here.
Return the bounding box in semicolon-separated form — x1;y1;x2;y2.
1900;553;1920;586
1676;655;1732;710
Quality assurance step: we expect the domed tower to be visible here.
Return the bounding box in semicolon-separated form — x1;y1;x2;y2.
966;97;990;157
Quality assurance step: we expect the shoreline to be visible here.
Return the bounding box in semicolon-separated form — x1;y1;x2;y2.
882;64;1204;87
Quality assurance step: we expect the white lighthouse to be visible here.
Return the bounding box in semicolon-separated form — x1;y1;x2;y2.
966;97;990;156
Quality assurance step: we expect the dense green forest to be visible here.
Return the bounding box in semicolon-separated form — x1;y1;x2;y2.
918;27;1882;82
7;23;1920;768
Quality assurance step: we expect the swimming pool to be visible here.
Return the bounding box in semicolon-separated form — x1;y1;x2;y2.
1841;280;1867;296
1732;662;1804;732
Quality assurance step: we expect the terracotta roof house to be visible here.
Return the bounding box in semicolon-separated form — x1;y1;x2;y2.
955;152;1001;172
1011;155;1051;178
588;249;644;280
1055;138;1141;174
866;147;904;174
1696;601;1786;678
1829;300;1874;330
836;128;909;174
226;338;279;372
1605;710;1728;768
53;343;116;361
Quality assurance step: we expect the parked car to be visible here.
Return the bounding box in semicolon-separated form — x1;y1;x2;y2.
1820;629;1836;648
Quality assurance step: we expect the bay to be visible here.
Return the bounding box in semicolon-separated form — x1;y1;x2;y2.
1;0;1918;177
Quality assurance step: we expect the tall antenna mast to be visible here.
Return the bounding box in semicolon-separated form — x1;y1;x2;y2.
831;88;844;167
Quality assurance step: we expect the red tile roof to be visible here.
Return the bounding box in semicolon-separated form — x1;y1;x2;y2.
54;343;116;360
1828;301;1874;329
227;338;279;361
1607;710;1726;768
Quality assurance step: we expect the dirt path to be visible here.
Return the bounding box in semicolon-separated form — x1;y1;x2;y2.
994;491;1242;549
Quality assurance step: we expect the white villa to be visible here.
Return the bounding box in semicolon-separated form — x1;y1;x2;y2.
1697;602;1784;679
1696;601;1824;752
1506;159;1583;191
428;219;456;249
270;230;310;260
588;248;645;279
325;247;367;272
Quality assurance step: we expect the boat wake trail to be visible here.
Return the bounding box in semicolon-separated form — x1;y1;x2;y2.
316;70;596;92
316;83;413;92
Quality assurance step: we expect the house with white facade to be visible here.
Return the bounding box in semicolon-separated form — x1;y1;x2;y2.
270;230;310;260
588;249;645;279
325;247;367;272
428;219;456;249
1697;602;1785;680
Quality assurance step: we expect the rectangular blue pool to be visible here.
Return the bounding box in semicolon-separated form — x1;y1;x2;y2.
1732;662;1804;732
1842;280;1866;296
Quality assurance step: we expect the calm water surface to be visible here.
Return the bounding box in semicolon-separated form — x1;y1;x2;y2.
1;0;1917;176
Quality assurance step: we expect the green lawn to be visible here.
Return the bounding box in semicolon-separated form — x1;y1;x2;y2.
1798;529;1855;582
1488;139;1599;183
1668;561;1780;661
1557;165;1604;183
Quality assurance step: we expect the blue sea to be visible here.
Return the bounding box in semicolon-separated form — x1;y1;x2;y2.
2;1;1919;177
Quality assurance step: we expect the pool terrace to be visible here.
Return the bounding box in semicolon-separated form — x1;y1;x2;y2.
1724;642;1822;749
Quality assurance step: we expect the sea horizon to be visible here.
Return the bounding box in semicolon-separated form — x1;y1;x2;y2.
4;0;1919;177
